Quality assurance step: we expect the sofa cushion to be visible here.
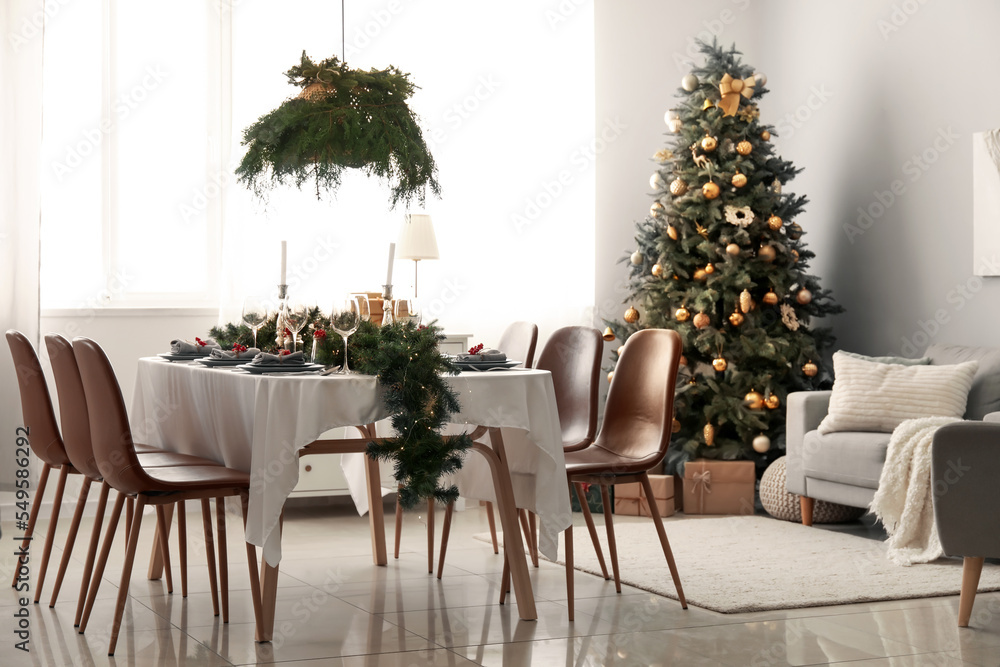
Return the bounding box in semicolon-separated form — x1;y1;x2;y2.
926;344;1000;420
839;351;931;366
818;352;978;434
802;430;891;489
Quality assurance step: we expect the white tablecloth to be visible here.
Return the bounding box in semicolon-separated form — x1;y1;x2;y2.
131;359;570;565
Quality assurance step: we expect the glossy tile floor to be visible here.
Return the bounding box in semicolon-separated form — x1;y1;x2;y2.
2;499;1000;666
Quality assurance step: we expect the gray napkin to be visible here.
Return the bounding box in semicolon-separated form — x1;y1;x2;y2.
210;347;260;360
456;348;507;363
170;338;221;355
250;351;305;366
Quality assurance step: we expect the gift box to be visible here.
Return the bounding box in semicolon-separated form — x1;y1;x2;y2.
571;483;612;514
614;475;675;517
682;460;755;515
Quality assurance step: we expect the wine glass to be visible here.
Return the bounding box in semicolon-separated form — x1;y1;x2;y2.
394;297;421;326
241;295;269;349
350;293;372;325
330;296;361;374
282;298;309;353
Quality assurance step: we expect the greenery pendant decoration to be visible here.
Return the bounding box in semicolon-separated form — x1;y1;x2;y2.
236;51;440;209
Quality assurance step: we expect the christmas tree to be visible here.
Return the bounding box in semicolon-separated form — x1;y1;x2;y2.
606;41;842;468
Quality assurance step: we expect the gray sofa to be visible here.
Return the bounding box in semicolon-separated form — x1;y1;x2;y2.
785;344;1000;525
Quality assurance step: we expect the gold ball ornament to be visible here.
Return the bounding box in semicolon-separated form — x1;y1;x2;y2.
693;312;711;329
712;356;728;372
669;178;688;196
797;289;813;305
729;310;745;326
788;223;803;240
704;423;715;446
672;418;681;434
736;140;753;156
765;394;781;410
675;306;691;322
704;263;715;274
803;361;819;377
791;249;800;263
753;433;771;453
731;172;748;188
702;181;721;200
740;289;753;313
760;130;771;141
650;201;665;217
607;371;614;383
624;307;640;324
744;390;765;410
667;225;679;240
726;243;742;257
693;268;707;281
762;290;779;305
767;214;783;231
630;250;643;265
758;245;776;262
701;135;718;152
617;344;625;356
651;263;663;277
602;326;616;342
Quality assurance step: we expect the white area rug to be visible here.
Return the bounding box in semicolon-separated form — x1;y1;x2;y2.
475;515;1000;613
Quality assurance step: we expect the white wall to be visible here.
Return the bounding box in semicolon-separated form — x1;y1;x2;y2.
596;0;1000;357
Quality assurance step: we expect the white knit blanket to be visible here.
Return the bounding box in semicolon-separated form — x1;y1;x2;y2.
870;416;960;565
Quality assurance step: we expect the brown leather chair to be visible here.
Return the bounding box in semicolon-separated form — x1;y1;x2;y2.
498;320;538;368
392;320;541;573
6;330;76;603
44;333;227;623
563;328;687;620
72;337;263;656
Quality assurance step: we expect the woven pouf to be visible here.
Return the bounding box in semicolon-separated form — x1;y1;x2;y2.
760;456;866;524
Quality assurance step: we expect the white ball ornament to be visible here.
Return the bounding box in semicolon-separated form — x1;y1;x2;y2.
681;73;699;92
753;72;767;86
650;172;664;190
753;434;771;453
630;250;643;265
663;110;679;126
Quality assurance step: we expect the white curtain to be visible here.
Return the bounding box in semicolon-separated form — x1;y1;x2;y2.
0;0;43;492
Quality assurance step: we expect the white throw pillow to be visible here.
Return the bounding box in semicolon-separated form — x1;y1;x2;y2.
817;352;978;434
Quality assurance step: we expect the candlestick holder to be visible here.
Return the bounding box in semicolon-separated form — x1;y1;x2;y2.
277;284;289;347
381;284;394;326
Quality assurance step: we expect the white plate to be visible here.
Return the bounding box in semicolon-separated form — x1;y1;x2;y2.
197;357;254;367
453;359;522;371
158;353;210;362
239;363;325;374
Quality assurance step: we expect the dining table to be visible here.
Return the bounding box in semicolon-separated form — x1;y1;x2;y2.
130;356;571;641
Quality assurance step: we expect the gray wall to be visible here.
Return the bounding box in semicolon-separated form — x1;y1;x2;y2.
596;0;1000;358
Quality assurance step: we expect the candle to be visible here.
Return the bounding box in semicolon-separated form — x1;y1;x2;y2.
385;242;395;286
280;240;287;285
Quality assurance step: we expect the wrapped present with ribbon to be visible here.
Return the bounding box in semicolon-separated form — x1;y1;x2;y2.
682;460;755;515
614;474;675;517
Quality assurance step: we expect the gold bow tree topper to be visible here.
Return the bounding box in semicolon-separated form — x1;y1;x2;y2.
717;73;756;116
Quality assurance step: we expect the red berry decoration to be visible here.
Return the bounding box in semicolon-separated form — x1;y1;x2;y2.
232;343;247;353
279;349;291;356
195;337;208;347
313;328;327;339
468;343;484;354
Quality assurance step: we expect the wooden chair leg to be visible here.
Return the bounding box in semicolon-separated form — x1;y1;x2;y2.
156;506;174;595
566;524;574;622
126;496;133;548
50;476;92;607
528;511;538;567
499;556;510;605
217;497;230;623
959;556;985;627
800;496;814;527
240;492;264;638
177;501;188;597
427;497;435;574
108;496;147;656
640;473;686;609
485;501;499;554
437;501;454;580
34;465;69;603
11;463;50;588
393;492;403;559
200;499;220;616
79;491;125;634
518;509;539;568
575;483;609;579
75;481;109;627
599;484;621;593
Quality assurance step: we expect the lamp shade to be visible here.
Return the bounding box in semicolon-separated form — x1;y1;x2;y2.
397;214;440;260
